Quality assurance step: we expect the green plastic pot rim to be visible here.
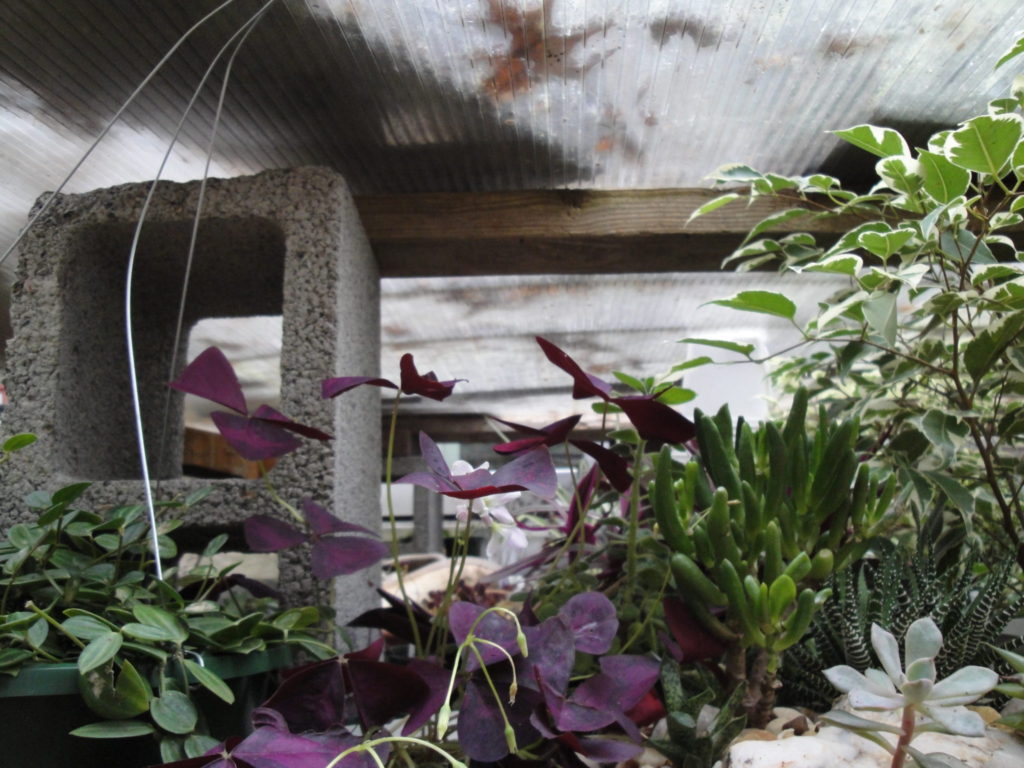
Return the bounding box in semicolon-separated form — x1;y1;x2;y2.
0;644;295;698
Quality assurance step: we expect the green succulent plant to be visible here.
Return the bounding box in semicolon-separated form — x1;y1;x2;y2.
653;389;893;725
822;617;999;768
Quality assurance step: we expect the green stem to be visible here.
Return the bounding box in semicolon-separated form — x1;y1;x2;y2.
325;737;466;768
25;601;87;650
382;395;423;654
258;463;302;523
626;439;647;589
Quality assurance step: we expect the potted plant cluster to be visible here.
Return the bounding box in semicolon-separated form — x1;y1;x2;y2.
3;28;1024;768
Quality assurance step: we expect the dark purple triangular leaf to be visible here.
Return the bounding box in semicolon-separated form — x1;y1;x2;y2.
399;354;462;401
302;499;379;536
347;658;429;729
169;346;247;415
571;440;632;493
612;396;696;445
458;677;542;763
393;470;461;494
211;411;302;461
450;467;498;491
597;655;662;712
566;734;644;763
311;536;388;579
519;616;575;694
663;596;727;661
321;375;397;399
402;659;449;736
244;515;307;552
536;336;612;400
259;657;346;732
250;405;333;441
559;592;618;654
491;447;557;498
232;727;362;768
492;415;581;454
417;431;453;478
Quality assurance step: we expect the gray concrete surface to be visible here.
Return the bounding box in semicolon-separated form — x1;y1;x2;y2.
0;167;381;626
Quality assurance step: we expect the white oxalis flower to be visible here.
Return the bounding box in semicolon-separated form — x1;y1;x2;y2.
824;617;999;737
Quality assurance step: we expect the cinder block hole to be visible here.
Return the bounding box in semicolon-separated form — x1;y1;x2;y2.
56;217;285;480
183;315;283;479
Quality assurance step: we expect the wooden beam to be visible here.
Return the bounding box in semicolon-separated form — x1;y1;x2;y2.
355;188;854;276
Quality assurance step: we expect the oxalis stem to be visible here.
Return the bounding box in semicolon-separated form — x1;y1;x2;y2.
324;736;467;768
382;394;424;654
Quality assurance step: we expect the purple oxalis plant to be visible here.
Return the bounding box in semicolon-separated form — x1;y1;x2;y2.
244;499;388;579
535;336;696;447
321;353;463;402
169;346;332;461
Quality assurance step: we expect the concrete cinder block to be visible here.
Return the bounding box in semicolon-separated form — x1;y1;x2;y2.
0;167;381;625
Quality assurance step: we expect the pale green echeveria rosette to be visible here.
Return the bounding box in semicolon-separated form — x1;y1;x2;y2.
822;617;999;738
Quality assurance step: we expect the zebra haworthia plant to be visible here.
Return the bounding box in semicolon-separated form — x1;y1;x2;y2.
822;617;999;768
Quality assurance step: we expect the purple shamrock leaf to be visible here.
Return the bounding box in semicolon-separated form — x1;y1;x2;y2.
612;396;696;446
559;733;644;763
244;515;307;551
322;353;463;401
346;657;430;730
244;500;387;580
449;601;521;669
170;346;331;461
402;659;450;735
662;596;726;661
458;676;543;763
535;337;696;446
398;432;557;500
259;657;347;733
519;615;576;694
232;727;373;768
559;592;618;655
492;415;582;455
536;336;613;400
570;439;633;493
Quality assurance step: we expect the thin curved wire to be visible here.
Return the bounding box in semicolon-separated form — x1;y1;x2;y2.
0;0;238;270
125;0;278;580
154;3;274;495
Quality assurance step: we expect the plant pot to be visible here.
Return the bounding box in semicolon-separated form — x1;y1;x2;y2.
0;645;293;768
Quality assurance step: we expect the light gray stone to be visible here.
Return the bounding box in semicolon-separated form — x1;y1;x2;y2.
0;167;381;627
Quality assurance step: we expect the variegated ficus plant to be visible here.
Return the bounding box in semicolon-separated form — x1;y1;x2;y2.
821;617;998;768
689;34;1024;570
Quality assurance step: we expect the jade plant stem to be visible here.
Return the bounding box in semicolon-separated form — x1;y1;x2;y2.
890;705;917;768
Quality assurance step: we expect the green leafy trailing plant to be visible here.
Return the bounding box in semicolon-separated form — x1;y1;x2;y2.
688;35;1024;568
0;478;337;761
781;545;1020;711
653;389;893;725
822;617;999;768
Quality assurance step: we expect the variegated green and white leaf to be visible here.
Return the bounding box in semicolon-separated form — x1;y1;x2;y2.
876;155;923;195
945;114;1023;175
833;124;910;158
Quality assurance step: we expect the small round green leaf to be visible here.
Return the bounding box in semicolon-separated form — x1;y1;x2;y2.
150;690;198;734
